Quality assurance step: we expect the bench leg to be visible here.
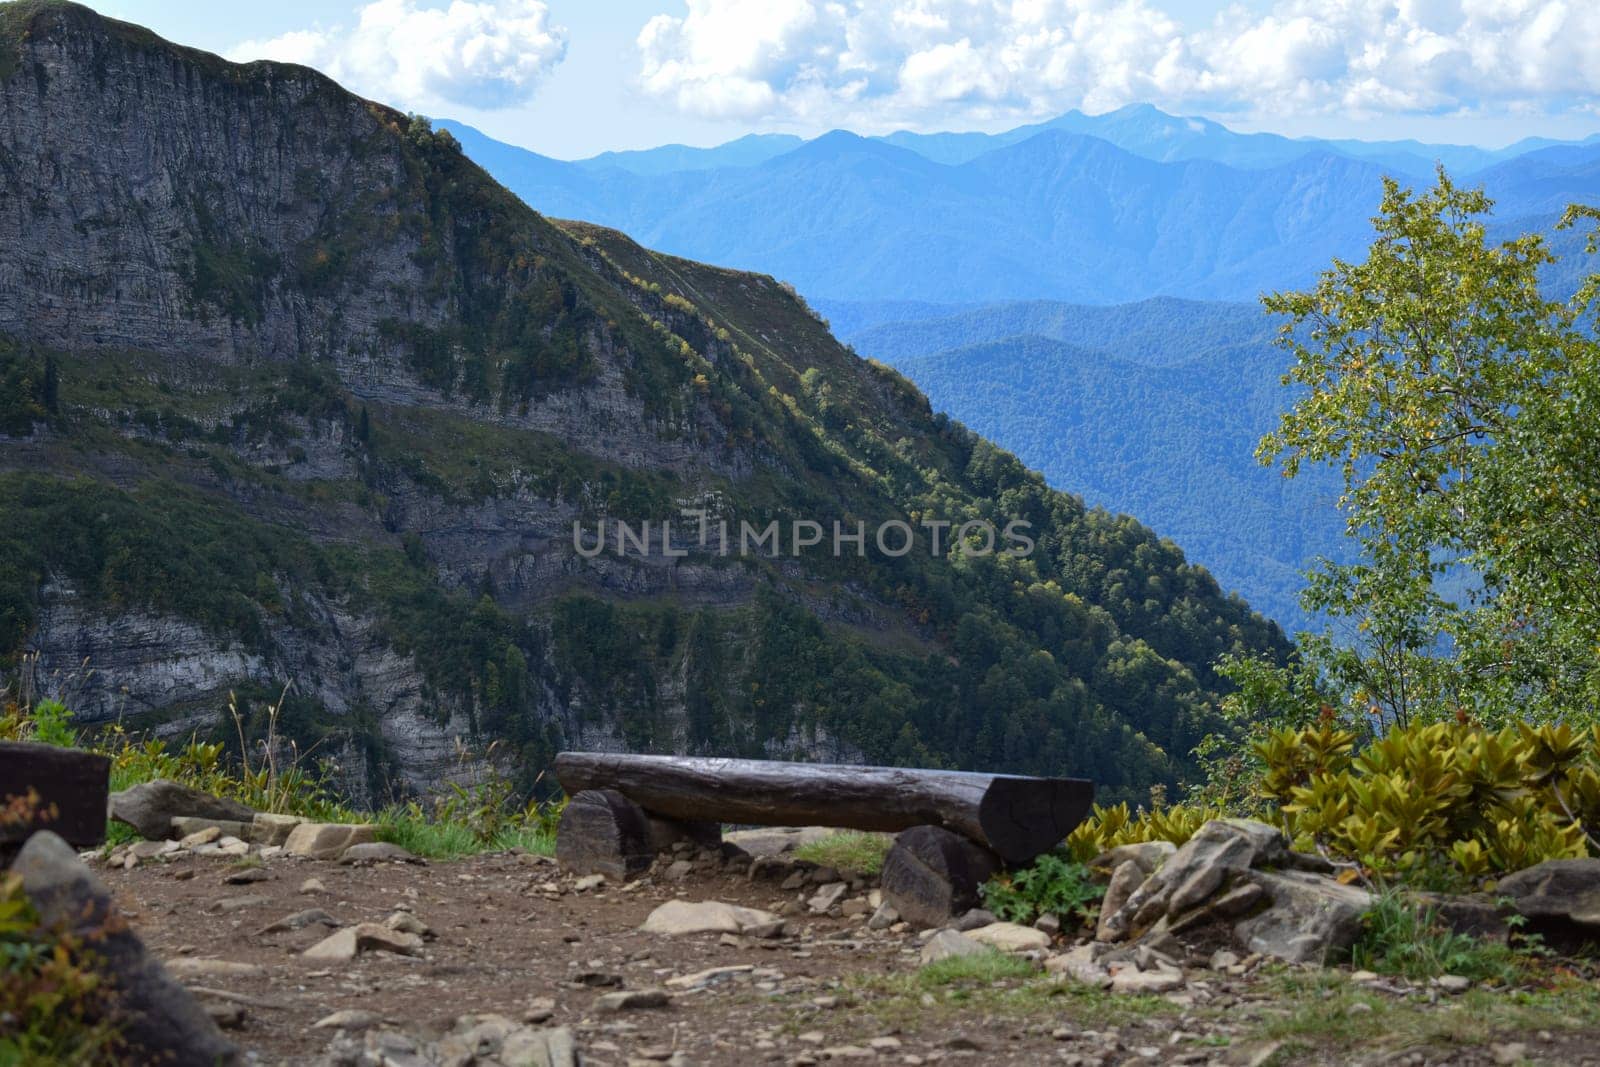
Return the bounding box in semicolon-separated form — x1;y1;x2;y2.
880;824;1000;929
555;789;654;880
555;789;723;880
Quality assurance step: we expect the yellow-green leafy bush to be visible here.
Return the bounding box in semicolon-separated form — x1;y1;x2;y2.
1064;800;1223;863
1259;721;1597;877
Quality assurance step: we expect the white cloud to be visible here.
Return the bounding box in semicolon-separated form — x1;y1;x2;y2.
631;0;1600;130
229;0;567;111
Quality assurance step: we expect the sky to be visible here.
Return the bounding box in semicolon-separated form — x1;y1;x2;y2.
83;1;1600;160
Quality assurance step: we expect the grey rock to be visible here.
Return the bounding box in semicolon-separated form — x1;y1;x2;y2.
954;908;998;932
303;922;425;961
339;841;424;865
284;823;377;860
1090;840;1176;877
866;901;900;930
807;881;848;914
1097;859;1146;941
1495;858;1600;950
314;1009;385;1031
920;928;987;964
594;988;670;1012
13;832;239;1065
1233;869;1372;965
1101;819;1287;942
173;816;252;841
108;780;255;840
256;908;341;935
640;899;778;936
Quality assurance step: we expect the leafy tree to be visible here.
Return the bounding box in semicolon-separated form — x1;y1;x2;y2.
1245;169;1600;733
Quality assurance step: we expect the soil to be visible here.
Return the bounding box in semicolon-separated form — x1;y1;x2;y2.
99;846;1600;1067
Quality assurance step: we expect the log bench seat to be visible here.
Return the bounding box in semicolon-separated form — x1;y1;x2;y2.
553;751;1094;926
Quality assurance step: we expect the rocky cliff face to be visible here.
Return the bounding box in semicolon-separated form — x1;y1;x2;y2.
0;2;1288;805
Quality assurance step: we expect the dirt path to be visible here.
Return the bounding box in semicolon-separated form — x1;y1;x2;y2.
100;845;1600;1066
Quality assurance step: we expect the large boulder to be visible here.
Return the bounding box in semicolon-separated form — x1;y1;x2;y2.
107;779;255;840
1099;820;1287;943
1495;858;1600;951
12;831;239;1065
1232;870;1372;965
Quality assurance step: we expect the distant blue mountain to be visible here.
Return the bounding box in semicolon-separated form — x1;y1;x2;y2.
575;133;804;175
437;111;1600;306
431;107;1599;628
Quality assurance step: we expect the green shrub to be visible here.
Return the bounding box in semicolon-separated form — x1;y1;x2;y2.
981;852;1103;927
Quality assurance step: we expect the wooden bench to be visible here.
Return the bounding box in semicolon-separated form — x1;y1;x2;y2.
553;752;1094;926
1;741;111;864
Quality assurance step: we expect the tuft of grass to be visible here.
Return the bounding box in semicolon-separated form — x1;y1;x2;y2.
1247;965;1600;1058
825;952;1174;1037
916;950;1038;989
1352;890;1530;983
373;811;482;860
793;831;892;875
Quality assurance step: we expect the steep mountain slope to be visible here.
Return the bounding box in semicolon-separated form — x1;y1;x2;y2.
864;327;1347;632
0;1;1287;804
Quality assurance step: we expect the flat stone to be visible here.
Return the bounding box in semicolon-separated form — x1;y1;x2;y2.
299;878;327;894
867;902;900;930
178;826;222;849
384;912;433;939
966;921;1051;952
211;895;272;913
174;818;252;843
664;964;754;990
807;882;848;914
129;839;180;860
640;899;778;936
594;989;670;1012
573;874;606;891
283;823;377;860
1045;943;1111;988
314;1009;385;1031
339;842;423;865
920;929;986;964
255;909;341;935
954;908;999;932
222;866;271;885
166;957;266;980
1110;964;1184;994
1436;975;1472;994
303;922;424;961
